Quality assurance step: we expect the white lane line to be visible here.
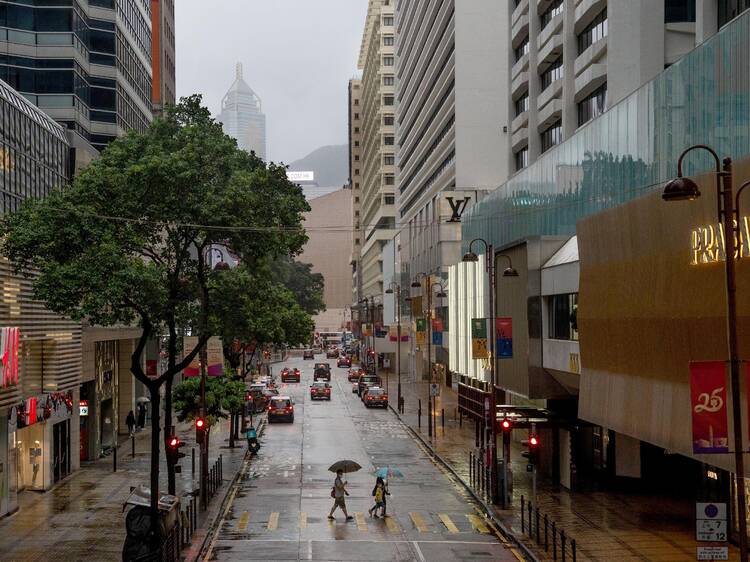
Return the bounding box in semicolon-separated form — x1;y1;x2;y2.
412;541;427;562
308;539;313;560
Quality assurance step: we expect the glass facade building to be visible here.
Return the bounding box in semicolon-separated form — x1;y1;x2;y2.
463;10;750;252
0;78;68;214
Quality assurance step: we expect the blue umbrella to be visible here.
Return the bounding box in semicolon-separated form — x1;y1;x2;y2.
374;466;404;479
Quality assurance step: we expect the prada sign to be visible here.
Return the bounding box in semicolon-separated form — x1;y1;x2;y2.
691;216;750;264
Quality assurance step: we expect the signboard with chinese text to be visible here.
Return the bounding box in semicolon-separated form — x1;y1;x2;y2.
690;362;729;454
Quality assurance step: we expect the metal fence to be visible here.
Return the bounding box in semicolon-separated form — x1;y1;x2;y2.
521;495;577;562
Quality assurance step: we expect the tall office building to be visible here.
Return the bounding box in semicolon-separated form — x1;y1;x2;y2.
508;0;719;173
395;0;511;280
150;0;176;111
218;63;267;160
356;0;397;301
0;0;156;153
348;78;364;306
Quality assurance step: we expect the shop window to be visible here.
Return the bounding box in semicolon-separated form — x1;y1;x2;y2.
548;293;579;340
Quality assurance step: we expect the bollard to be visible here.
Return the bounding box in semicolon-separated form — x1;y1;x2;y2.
561;530;567;562
132;435;135;458
418;399;422;428
571;538;576;562
552;522;557;561
441;408;445;428
459;409;462;427
113;445;117;472
469;452;474;486
220;454;223;482
521;495;525;532
544;514;549;551
192;447;195;475
536;508;541;544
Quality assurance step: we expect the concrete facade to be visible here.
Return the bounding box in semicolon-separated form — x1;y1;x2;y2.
150;0;176;111
349;78;364;306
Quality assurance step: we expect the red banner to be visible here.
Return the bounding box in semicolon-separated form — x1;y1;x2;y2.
690;361;729;454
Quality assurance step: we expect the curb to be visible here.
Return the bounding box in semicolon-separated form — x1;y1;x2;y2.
388;404;539;562
187;417;267;562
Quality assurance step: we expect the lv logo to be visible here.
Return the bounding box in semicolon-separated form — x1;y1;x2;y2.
446;197;471;222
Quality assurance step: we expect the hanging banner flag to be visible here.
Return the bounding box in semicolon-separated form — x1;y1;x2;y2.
410;295;423;317
206;337;224;376
432;318;444;332
0;327;19;388
183;336;201;377
690;361;729;454
471;318;488;359
432;330;443;345
415;318;426;345
389;325;398;342
496;317;513;358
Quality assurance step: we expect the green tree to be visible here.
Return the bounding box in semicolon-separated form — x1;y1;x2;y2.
172;372;245;428
271;256;326;316
0;96;309;531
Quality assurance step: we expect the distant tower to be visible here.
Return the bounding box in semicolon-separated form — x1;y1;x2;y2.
218;62;267;160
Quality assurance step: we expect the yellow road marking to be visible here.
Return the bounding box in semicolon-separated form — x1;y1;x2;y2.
237;511;250;531
385;515;400;534
354;512;367;531
439;513;460;534
467;514;490;534
299;512;307;529
409;512;428;532
510;548;526;562
268;512;279;531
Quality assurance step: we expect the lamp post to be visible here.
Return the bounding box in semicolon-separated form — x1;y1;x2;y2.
412;274;447;440
385;282;403;409
463;241;518;507
663;145;750;561
359;297;371;368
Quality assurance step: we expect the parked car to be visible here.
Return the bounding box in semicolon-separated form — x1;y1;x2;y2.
326;347;339;359
314;363;331;381
337;355;352;368
280;367;301;383
363;386;388;408
310;381;332;400
268;396;294;423
348;368;364;382
357;374;382;397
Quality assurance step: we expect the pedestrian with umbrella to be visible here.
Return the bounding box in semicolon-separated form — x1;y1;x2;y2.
327;460;361;521
373;467;402;517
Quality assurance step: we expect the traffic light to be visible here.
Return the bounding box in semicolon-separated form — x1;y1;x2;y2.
500;418;512;432
195;417;206;444
166;435;187;472
521;434;540;466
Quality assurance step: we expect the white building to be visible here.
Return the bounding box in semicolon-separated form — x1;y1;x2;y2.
218;63;267;161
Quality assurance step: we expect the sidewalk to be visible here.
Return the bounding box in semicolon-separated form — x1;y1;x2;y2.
383;372;740;562
0;411;248;561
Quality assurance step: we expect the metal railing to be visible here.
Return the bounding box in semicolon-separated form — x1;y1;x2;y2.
521;495;577;562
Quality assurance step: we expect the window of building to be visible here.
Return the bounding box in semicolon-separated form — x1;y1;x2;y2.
384;154;395;165
384;195;395;204
355;238;360;245
383;75;395;86
548;293;578;340
514;93;529;116
383;114;394;125
540;0;564;30
384;175;395;185
383;35;394;46
355;197;360;203
719;0;750;26
354;141;360;147
384;135;395;146
354;99;359;105
577;84;607;126
514;147;528;171
383;56;394;66
354;155;360;161
355;182;360;188
541;120;562;153
383;95;395;106
355;127;360;133
514;38;529;63
355;169;360;175
540;56;563;91
354;112;359;119
577;9;607;54
665;0;696;22
383;15;394;26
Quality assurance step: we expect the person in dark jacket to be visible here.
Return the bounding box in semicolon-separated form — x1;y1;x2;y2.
137;403;146;429
126;410;136;436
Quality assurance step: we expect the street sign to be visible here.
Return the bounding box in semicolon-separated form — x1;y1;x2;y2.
697;546;729;560
696;503;727;520
430;383;440;397
696;519;727;542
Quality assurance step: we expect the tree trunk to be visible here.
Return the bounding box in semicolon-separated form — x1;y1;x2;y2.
149;385;161;543
228;413;235;448
164;374;176;495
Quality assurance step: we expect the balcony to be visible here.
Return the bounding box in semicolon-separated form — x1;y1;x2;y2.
574;63;607;102
512;110;529;134
574;36;607;77
537;98;563;131
537;34;563;73
511;127;529;152
511;71;529;99
574;0;607;34
511;12;529;49
511;0;529;27
537;78;562;112
511;52;529;80
537;12;563;52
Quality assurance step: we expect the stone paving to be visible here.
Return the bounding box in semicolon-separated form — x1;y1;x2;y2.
383;372;741;562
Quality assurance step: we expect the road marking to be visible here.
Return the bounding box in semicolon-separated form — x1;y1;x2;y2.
299;512;307;529
466;514;490;534
237;511;250;531
268;512;279;530
307;540;313;560
283;470;288;478
510;548;526;562
438;513;460;534
409;512;428;532
385;515;400;534
354;512;367;531
412;541;427;562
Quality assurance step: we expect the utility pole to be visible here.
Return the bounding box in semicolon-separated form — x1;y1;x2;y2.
199;340;208;510
426;277;433;440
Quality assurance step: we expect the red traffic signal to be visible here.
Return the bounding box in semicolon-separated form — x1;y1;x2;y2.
501;418;512;431
168;436;179;448
529;435;539;447
196;417;206;444
196;418;205;429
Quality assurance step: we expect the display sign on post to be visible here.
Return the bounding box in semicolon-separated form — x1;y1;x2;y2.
696;502;728;544
471;318;488;359
415;318;426;345
183;336;201;377
496;318;513;358
696;546;729;560
690;362;729;454
0;327;19;388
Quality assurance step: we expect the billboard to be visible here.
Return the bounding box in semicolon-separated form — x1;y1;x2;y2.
286;171;315;183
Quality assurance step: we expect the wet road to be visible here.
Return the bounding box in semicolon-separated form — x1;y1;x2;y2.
202;355;522;562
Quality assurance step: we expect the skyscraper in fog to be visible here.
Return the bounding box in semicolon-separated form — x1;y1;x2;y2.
218;63;267;160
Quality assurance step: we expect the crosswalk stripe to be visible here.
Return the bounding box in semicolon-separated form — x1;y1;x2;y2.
354;512;367;531
268;512;279;531
385;515;400;534
409;512;429;533
237;511;250;532
439;513;460;534
299;512;307;529
466;514;490;534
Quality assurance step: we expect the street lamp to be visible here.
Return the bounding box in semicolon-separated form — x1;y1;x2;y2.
411;273;447;440
386;281;403;410
463;239;518;508
663;145;750;561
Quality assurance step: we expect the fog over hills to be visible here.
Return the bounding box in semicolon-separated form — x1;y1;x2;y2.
287;144;348;188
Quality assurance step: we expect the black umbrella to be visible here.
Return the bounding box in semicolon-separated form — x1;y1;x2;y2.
328;460;362;474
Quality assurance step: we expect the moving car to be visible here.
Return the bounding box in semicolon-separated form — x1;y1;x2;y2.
363;386;388;408
314;362;331;381
348;368;364;382
357;374;382;397
337;355;352;368
310;381;332;400
326;347;339;359
268;396;294;423
303;349;315;360
352;382;359;394
280;367;301;383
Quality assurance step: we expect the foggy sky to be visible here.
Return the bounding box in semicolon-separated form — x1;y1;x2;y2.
175;0;367;164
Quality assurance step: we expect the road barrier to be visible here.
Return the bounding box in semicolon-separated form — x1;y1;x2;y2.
521;495;577;562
